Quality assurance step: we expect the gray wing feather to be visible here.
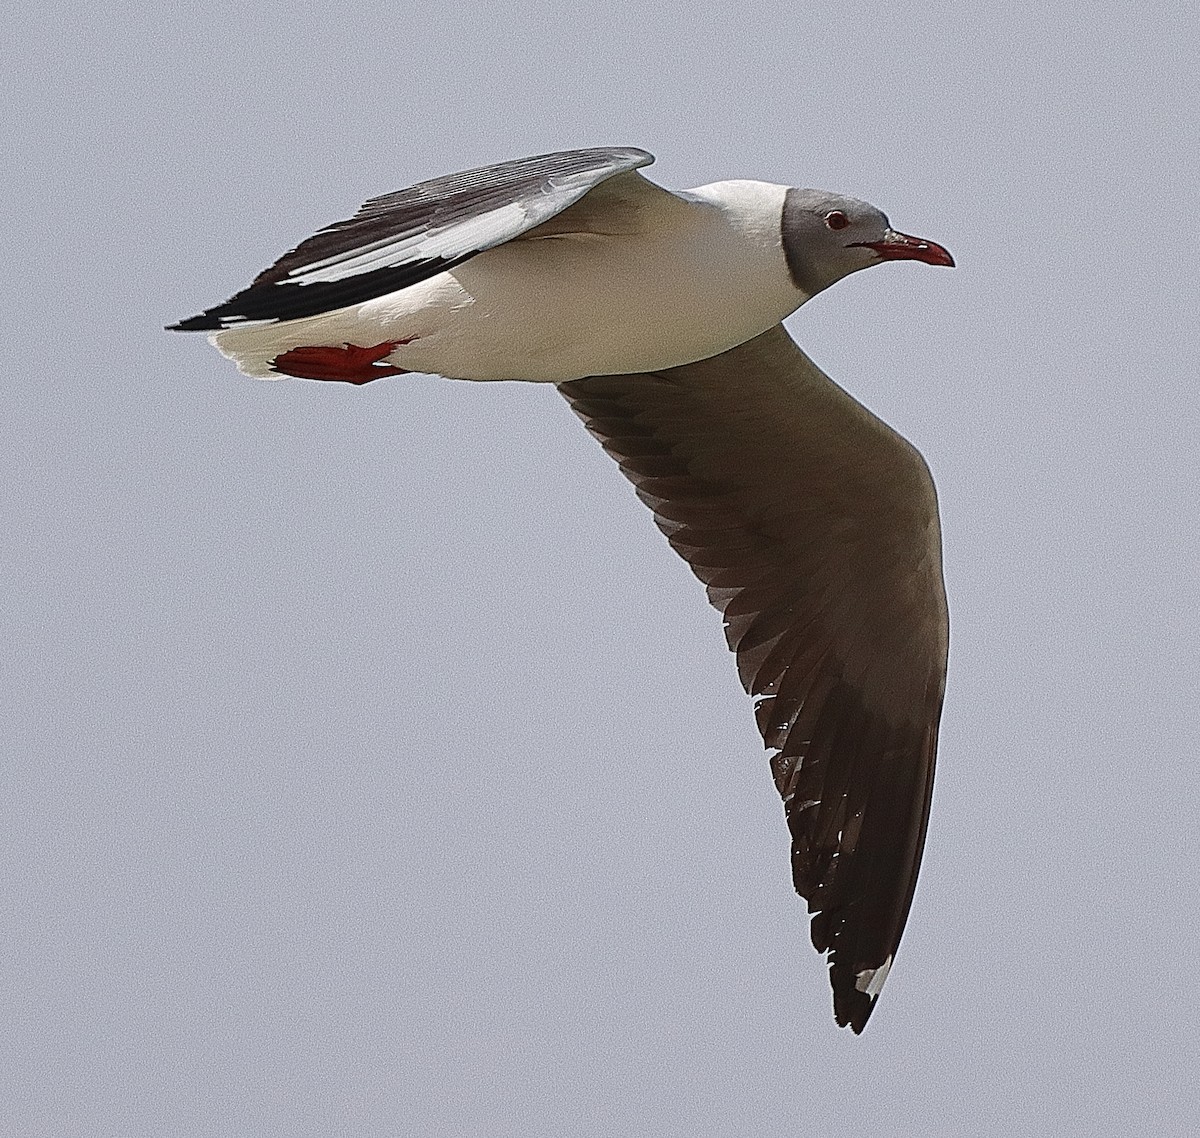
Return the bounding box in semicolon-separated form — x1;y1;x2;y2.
169;147;654;330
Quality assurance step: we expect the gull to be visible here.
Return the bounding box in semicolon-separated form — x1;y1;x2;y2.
169;147;954;1032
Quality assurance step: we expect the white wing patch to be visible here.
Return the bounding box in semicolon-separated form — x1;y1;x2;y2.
854;955;893;999
286;231;415;278
427;202;530;258
281;166;647;288
285;202;532;286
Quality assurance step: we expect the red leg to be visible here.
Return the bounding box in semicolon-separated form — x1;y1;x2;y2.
270;340;413;384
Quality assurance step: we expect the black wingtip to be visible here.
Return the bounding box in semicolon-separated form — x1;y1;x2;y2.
166;312;222;332
833;982;875;1034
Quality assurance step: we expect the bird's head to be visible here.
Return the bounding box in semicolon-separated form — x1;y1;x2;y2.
781;189;954;298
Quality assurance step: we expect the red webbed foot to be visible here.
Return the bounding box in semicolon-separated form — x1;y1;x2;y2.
270;340;413;384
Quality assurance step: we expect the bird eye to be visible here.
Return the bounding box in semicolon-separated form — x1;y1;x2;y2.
825;210;850;231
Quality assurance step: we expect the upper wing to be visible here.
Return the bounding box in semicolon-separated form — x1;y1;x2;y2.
558;324;949;1033
169;146;654;330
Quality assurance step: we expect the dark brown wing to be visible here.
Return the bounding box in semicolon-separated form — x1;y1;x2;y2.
558;324;948;1032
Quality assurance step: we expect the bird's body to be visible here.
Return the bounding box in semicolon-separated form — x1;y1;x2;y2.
211;174;803;382
170;147;955;1033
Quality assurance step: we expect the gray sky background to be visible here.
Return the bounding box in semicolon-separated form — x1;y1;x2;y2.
4;1;1198;1135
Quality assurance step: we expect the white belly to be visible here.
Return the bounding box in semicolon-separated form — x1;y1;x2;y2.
212;185;806;383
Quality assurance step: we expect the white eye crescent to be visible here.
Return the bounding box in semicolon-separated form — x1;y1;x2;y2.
825;210;850;231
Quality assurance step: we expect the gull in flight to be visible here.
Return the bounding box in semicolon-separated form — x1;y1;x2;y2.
170;147;954;1032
